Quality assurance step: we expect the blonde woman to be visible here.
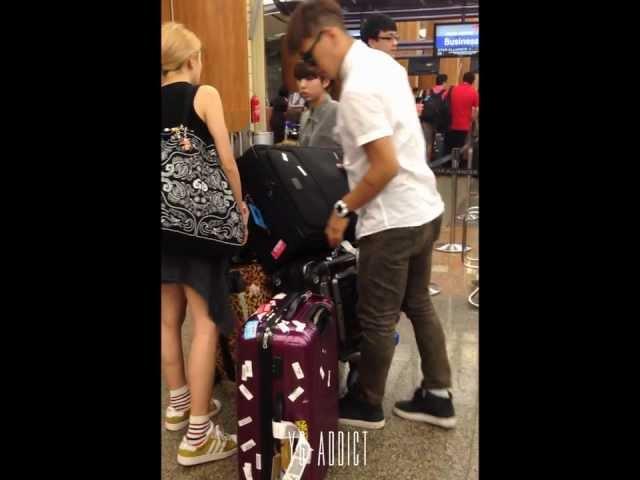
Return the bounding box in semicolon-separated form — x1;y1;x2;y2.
161;22;247;466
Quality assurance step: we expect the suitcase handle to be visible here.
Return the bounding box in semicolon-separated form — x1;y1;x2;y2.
309;304;331;335
282;291;311;322
313;253;357;277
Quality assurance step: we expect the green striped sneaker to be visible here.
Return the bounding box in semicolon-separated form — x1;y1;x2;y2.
165;398;222;431
177;424;238;466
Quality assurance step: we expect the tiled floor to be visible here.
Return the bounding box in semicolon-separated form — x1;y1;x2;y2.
161;175;479;479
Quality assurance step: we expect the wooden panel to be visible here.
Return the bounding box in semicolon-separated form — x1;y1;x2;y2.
172;0;250;132
418;74;437;91
439;57;471;86
397;22;420;89
161;0;172;23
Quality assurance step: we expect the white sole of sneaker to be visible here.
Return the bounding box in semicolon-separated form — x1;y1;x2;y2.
338;417;386;429
164;400;223;432
165;419;189;432
177;447;238;466
392;407;457;429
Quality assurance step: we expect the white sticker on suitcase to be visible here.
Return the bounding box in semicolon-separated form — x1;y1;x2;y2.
256;453;262;470
293;320;306;332
244;361;253;379
288;386;305;403
320;367;325;380
239;384;253;401
282;153;289;162
282;431;313;480
278;323;290;334
238;416;253;427
243;462;253;480
297;166;308;177
292;362;305;380
327;370;331;388
241;439;256;453
274;292;287;300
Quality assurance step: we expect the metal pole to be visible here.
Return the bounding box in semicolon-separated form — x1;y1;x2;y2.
449;151;458;244
456;143;475;222
436;148;471;254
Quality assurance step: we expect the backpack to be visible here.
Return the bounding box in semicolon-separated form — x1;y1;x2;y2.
421;86;453;132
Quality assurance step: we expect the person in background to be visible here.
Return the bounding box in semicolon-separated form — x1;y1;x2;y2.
288;0;456;431
161;22;245;467
363;13;440;297
295;61;340;149
270;86;289;144
361;15;425;121
360;13;399;55
421;73;449;161
445;71;479;155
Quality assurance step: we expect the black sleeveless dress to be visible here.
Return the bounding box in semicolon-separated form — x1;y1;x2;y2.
161;82;233;335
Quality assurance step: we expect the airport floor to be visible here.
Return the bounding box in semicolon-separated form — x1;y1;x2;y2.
161;175;479;480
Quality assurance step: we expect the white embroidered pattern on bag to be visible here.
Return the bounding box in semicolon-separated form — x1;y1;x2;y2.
161;126;244;244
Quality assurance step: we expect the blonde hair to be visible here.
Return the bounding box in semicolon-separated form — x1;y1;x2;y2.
161;22;202;76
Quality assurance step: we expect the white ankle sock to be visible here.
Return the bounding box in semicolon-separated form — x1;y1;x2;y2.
186;416;212;447
428;389;449;399
169;385;191;412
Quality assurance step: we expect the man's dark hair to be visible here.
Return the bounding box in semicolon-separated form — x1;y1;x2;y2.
463;72;476;84
436;74;448;85
360;13;397;46
293;62;328;81
287;0;345;54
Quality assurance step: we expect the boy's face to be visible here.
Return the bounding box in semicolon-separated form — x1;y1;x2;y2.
368;30;399;55
297;76;328;104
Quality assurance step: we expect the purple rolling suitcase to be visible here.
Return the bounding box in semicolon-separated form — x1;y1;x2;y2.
236;291;338;480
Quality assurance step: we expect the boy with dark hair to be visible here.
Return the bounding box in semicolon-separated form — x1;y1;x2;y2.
360;13;399;55
293;62;340;149
287;0;456;430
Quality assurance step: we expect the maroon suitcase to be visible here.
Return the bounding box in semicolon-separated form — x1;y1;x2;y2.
236;291;338;480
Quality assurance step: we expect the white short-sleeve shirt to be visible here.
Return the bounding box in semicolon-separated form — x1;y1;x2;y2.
335;40;444;239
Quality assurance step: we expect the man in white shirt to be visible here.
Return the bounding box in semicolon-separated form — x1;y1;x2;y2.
287;0;456;430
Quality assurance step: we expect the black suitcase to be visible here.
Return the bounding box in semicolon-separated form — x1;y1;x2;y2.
237;145;356;272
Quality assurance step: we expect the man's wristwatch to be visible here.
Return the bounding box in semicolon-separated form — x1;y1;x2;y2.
334;200;350;218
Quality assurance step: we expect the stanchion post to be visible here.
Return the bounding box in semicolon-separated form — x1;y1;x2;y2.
436;148;472;254
448;149;459;245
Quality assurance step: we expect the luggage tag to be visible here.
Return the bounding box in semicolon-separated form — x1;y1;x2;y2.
271;240;287;260
248;201;269;231
244;320;259;340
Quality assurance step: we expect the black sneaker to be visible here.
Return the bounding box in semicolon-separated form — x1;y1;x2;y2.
393;388;457;429
338;391;385;429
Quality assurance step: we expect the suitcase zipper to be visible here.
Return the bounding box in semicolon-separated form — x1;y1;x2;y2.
262;328;272;350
